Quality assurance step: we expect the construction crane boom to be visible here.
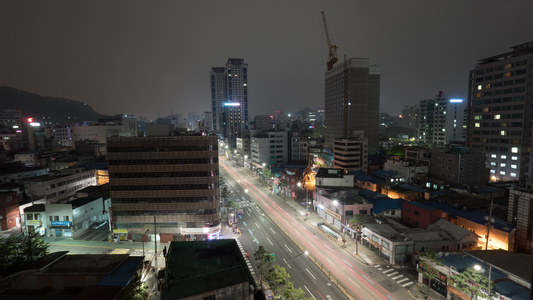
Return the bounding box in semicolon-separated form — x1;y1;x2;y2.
321;11;338;70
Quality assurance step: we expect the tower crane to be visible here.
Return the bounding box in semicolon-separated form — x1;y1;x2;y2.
321;11;338;70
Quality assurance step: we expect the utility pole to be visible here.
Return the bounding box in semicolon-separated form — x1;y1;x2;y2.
485;198;494;250
154;215;157;272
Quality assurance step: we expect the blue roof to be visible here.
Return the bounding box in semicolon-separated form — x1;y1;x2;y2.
370;198;404;214
355;174;385;184
426;201;513;232
373;169;398;180
358;189;387;200
407;201;439;211
97;256;144;287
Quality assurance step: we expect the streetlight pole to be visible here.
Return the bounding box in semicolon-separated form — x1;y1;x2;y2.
142;229;149;258
474;264;493;299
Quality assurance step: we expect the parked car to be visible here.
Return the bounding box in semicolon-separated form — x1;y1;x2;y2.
92;220;108;230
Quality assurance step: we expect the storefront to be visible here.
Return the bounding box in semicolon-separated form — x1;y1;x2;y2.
49;221;72;237
112;229;129;242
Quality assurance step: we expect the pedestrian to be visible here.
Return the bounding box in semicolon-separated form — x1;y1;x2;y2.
163;246;167;257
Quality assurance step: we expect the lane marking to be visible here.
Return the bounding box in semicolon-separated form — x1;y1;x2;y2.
259;216;265;221
397;278;409;283
392;275;403;280
402;282;414;287
243;221;247;227
304;285;316;299
383;269;395;274
246;211;251;217
323;243;335;253
363;275;375;285
283;258;291;269
248;229;253;235
387;272;399;277
342;259;353;268
348;277;360;288
325;257;335;266
266;237;274;245
305;268;316;280
284;244;293;253
269;227;276;235
255;223;260;229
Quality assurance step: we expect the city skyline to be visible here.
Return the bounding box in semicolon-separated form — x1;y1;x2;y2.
1;1;532;121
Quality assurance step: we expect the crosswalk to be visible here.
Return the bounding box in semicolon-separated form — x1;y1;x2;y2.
109;248;130;255
374;264;414;287
236;239;255;275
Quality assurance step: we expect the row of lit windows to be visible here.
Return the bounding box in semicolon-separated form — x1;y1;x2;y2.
490;162;518;169
474;113;523;120
490;170;517;177
491;154;519;159
474;122;522;128
112;197;217;203
110;171;218;179
472;130;522;136
473;105;524;112
108;158;218;165
475;60;527;75
108;145;217;152
110;184;219;191
114;209;218;216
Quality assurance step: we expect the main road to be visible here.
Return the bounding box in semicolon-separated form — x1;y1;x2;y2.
221;158;415;300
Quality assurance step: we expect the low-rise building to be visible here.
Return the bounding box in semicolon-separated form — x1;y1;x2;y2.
0;191;19;231
315;186;372;229
0;252;144;299
161;240;258;300
26;167;96;204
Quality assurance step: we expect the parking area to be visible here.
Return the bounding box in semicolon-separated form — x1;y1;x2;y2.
74;225;110;242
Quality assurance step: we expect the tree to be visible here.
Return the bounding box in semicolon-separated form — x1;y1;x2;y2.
416;249;444;300
0;232;50;275
450;267;493;300
254;246;273;291
266;264;290;294
282;281;312;300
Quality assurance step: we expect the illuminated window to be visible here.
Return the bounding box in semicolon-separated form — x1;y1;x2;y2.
490;162;496;166
490;169;496;173
483;108;489;112
491;154;497;158
475;123;480;127
512;156;518;160
501;155;507;159
511;173;517;177
511;164;517;169
477;85;482;90
511;147;518;153
505;63;512;69
474;115;481;120
485;84;491;89
476;93;482;98
494;115;500;119
501;131;507;136
504;72;512;77
500;163;506;168
500;171;506;175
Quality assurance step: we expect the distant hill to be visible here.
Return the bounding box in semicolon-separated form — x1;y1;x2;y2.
0;86;103;124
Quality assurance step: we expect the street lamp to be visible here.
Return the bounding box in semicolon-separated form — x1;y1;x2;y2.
474;264;492;299
142;229;149;258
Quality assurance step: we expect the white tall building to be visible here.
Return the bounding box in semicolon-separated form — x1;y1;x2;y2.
250;130;288;168
418;91;466;146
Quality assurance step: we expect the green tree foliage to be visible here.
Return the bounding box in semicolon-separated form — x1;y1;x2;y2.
388;145;406;158
282;281;312;300
254;246;272;290
450;267;493;300
416;249;444;300
0;232;49;275
266;264;290;294
118;277;149;300
348;214;366;254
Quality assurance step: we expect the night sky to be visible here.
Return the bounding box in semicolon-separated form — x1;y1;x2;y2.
1;1;532;121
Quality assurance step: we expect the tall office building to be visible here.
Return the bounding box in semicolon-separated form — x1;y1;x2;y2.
107;135;221;241
324;58;380;154
466;41;533;183
210;58;249;140
418;91;466;146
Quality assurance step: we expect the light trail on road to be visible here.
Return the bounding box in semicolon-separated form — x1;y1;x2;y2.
222;159;398;300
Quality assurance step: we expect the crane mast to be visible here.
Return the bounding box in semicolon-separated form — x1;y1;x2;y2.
321;11;338;70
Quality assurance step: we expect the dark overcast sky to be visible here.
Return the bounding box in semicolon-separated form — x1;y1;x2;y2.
1;1;532;121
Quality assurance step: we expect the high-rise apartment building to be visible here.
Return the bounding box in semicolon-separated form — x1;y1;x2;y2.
418;91;466;147
466;41;533;183
210;58;249;140
107;135;221;241
325;58;380;154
